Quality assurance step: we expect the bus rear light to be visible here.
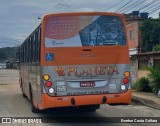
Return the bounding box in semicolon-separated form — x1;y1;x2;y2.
45;81;52;87
49;88;54;93
121;85;126;90
124;71;130;77
43;74;50;81
123;78;129;84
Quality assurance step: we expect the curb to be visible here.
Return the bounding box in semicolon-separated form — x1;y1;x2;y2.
131;96;144;105
132;96;160;110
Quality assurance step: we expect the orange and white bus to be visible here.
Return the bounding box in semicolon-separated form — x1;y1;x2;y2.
19;12;131;113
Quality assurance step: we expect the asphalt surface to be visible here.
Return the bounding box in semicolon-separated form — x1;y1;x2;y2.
0;69;160;126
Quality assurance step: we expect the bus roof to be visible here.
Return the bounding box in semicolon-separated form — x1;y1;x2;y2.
42;11;125;20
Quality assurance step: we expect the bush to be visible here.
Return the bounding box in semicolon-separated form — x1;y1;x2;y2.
145;66;160;94
134;77;151;92
152;44;160;52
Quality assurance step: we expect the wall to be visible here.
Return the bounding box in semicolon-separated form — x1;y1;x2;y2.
126;21;139;49
130;57;138;85
130;52;160;84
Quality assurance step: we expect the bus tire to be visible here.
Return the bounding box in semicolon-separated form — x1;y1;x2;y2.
22;92;26;98
20;79;26;98
31;105;40;113
29;85;40;113
22;87;26;98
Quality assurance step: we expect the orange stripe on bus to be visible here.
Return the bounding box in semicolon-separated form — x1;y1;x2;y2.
40;90;131;110
40;46;130;66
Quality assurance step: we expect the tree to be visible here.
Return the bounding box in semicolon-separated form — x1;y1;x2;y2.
144;66;160;94
152;45;160;51
0;47;18;62
0;50;7;61
141;19;160;52
134;77;151;92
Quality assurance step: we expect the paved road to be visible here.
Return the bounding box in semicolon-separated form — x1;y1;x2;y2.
0;69;160;126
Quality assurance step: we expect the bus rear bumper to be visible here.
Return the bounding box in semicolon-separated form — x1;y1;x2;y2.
40;90;131;110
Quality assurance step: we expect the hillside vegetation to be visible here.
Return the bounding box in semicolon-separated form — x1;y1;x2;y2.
0;47;18;62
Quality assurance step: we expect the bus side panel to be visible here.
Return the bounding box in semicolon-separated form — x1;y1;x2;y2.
29;64;37;99
36;65;42;107
28;64;42;109
22;64;30;98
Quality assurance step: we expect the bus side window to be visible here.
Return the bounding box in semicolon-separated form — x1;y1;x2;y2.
24;41;26;63
31;35;34;62
27;38;30;62
26;41;27;63
32;33;36;62
28;38;30;62
35;30;38;62
19;47;21;63
22;45;23;63
37;27;41;62
24;43;26;63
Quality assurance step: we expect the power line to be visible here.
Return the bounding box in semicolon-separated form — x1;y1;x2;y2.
53;0;72;13
149;6;160;14
46;0;68;13
104;0;125;11
142;0;160;12
121;0;146;13
119;0;138;12
115;0;133;12
58;0;79;12
148;5;160;13
112;0;160;19
67;0;79;7
138;0;157;11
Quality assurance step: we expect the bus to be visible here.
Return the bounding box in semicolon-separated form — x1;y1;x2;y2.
19;12;131;113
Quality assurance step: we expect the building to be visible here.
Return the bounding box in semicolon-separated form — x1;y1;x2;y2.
130;52;160;84
124;11;152;84
124;11;148;56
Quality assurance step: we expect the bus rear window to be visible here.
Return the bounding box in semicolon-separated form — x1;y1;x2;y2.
45;15;126;47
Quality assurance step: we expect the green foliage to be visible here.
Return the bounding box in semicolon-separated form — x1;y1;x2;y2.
152;44;160;51
0;50;7;60
134;77;151;92
144;66;160;94
141;19;160;52
0;47;18;62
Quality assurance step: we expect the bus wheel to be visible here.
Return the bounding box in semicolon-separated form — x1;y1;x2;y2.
22;88;26;98
31;105;40;113
29;85;40;113
20;80;26;98
79;105;100;112
22;92;26;98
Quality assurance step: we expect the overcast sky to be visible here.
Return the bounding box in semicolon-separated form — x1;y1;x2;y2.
0;0;159;47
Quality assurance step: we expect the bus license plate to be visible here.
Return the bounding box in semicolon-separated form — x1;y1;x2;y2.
80;81;95;87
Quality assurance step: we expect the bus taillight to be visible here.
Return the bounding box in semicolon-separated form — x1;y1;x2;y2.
49;88;54;93
123;78;129;84
124;71;130;77
43;74;50;81
45;81;52;87
121;85;126;90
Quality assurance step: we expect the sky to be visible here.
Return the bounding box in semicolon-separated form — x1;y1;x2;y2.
0;0;159;47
